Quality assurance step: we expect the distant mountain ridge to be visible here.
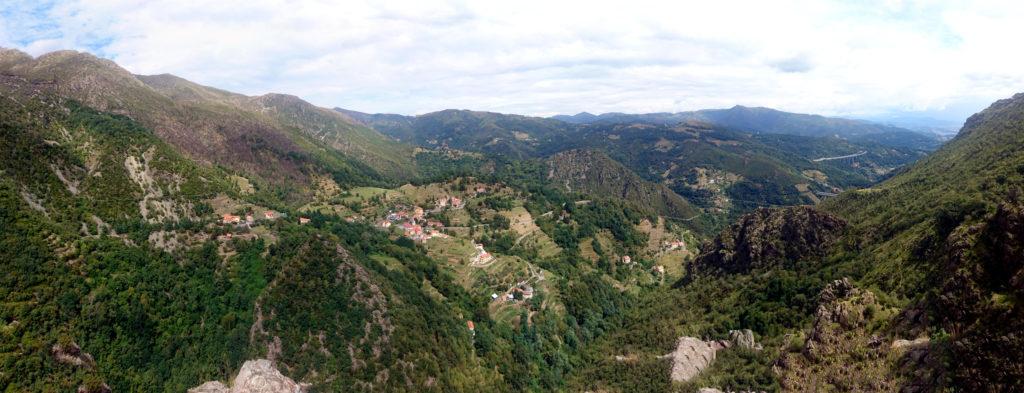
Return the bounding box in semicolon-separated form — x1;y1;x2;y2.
553;105;943;150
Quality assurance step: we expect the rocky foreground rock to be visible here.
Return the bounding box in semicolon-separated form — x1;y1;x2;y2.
189;359;303;393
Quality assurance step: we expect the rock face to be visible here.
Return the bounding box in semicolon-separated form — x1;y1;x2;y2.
933;200;1024;390
188;359;303;393
776;278;903;391
690;207;846;276
665;337;730;382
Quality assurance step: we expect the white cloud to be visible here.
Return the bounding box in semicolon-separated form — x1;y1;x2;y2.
1;0;1022;119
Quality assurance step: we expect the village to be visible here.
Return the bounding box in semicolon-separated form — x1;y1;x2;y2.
204;176;695;330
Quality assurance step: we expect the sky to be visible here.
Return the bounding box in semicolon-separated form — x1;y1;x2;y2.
1;0;1022;123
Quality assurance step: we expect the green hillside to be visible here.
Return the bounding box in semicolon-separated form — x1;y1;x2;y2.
546;149;699;220
343;107;925;226
0;48;415;196
568;93;1024;392
0;81;682;392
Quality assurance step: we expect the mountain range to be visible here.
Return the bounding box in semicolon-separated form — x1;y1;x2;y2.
1;48;1021;392
552;105;944;150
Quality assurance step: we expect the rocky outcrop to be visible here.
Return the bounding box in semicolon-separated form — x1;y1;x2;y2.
663;336;730;382
689;207;846;276
51;341;95;369
77;382;111;393
698;388;725;393
659;331;760;383
729;329;762;351
932;200;1024;390
776;278;903;391
188;359;303;393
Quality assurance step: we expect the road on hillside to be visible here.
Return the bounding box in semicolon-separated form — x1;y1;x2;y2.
811;150;867;162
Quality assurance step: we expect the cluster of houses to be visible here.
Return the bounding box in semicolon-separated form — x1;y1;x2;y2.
377;204;451;243
398;221;449;242
221;210;281;227
434;195;464;210
221;210;311;227
663;239;686;251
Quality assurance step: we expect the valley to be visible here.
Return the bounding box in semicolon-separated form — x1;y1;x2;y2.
0;46;1020;393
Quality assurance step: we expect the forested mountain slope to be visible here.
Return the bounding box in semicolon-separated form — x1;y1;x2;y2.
0;48;414;196
340;108;572;158
342;106;927;225
569;92;1024;392
0;88;507;391
546;149;699;220
0;69;688;392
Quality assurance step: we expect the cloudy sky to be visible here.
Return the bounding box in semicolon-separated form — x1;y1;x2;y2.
1;0;1021;122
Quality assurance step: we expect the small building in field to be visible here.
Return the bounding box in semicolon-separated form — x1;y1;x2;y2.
622;255;632;265
245;214;255;225
222;214;241;224
665;240;686;250
299;217;311;225
521;285;534;300
263;211;277;220
466;320;475;335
